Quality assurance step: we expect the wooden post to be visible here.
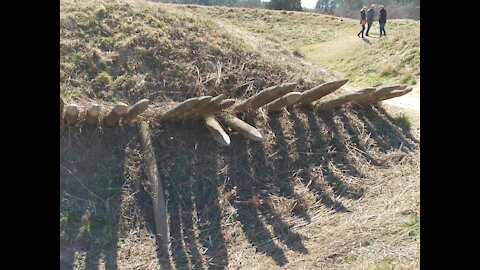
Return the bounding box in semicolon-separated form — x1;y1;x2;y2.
104;102;129;127
233;82;297;112
293;79;348;106
123;99;150;124
220;114;264;141
60;97;64;120
266;92;302;113
159;97;201;121
139;121;169;245
85;104;102;125
65;104;79;125
204;116;231;146
317;87;376;111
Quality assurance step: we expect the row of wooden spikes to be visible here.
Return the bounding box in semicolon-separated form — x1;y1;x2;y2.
60;79;412;146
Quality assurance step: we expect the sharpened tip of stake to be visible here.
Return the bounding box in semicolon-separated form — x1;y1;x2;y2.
113;102;129;115
65;104;79;115
87;104;101;117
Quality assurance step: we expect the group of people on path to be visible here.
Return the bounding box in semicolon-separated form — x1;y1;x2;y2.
358;4;387;39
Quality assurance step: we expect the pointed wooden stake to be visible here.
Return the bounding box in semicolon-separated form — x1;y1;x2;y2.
266;92;302;113
123;99;150;124
204;116;231;146
85;104;102;125
220;114;264;141
317;87;376;111
65;104;80;125
233;82;297;112
293;79;348;106
104;102;129;127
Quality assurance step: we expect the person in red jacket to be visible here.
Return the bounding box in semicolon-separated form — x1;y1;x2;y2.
357;6;367;38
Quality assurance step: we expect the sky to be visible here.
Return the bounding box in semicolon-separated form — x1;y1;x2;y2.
301;0;318;9
260;0;319;10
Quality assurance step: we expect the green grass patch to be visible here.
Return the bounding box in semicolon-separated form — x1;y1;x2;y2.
394;113;412;130
402;214;420;238
360;238;374;247
375;261;394;270
95;71;112;86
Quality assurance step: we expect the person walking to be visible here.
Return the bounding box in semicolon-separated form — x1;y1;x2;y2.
366;4;375;36
379;5;387;36
357;6;367;38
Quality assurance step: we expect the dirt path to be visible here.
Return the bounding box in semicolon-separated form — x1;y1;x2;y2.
301;31;420;112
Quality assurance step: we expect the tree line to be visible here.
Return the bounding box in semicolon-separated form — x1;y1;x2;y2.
314;0;419;20
149;0;420;20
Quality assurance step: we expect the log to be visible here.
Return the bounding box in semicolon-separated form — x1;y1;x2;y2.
65;104;80;125
85;104;102;125
104;102;128;127
123;99;150;124
204;116;231;146
233;82;297;112
220;114;263;141
266;92;302;113
159;97;201;121
293;79;349;106
317;87;376;111
139;121;169;245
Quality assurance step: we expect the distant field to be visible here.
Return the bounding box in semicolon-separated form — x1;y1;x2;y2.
185;5;420;89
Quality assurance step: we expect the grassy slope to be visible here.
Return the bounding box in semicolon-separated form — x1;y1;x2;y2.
189;5;420;89
60;1;326;105
60;1;419;269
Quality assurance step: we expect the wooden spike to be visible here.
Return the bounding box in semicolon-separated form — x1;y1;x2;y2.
60;97;64;120
194;94;226;116
213;99;237;112
180;96;212;120
204;116;231;146
65;104;80;125
159;97;201;121
85;104;102;125
317;88;376;111
294;79;348;106
233;82;297;112
220;114;264;141
356;85;409;105
378;86;413;102
266;92;302;113
104;102;129;127
123;99;150;124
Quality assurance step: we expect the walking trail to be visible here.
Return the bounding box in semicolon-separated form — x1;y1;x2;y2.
301;31;420;112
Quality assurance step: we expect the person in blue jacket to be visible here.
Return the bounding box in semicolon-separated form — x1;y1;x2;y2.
366;4;375;37
379;5;387;36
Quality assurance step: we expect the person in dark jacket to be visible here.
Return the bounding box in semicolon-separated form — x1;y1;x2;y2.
357;6;367;38
379;5;387;36
365;4;375;36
